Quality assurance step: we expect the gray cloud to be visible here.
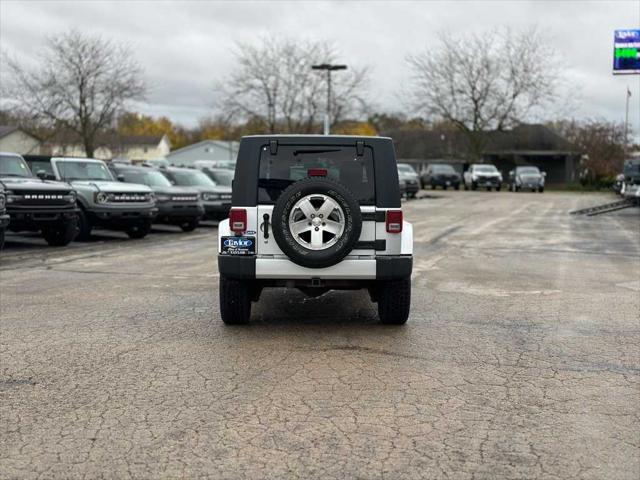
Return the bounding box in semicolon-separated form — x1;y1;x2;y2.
1;0;638;133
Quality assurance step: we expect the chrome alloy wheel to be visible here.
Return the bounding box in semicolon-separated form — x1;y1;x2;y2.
288;194;345;250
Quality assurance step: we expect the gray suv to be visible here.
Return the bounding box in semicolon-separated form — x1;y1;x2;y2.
27;156;157;240
111;164;204;231
160;167;231;220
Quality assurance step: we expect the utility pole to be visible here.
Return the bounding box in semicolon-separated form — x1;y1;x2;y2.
311;63;347;135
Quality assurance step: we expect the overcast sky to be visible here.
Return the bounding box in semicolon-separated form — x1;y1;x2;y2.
1;0;639;132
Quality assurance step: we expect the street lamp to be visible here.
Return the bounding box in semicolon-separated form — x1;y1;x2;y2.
312;63;347;135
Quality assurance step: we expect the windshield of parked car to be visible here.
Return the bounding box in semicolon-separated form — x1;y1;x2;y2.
0;154;33;177
517;167;540;175
432;165;456;174
204;169;233;186
474;165;498;173
26;159;55;178
259;145;375;204
120;170;173;187
171;169;217;187
397;164;417;174
57;161;114;181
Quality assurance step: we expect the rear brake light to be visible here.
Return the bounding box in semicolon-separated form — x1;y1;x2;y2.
308;168;327;177
229;208;247;234
386;210;403;233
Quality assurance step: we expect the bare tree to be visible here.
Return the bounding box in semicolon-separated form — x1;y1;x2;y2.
3;30;145;157
550;119;627;183
215;37;369;134
406;27;559;158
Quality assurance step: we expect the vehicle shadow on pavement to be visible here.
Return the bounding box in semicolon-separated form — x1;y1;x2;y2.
246;289;386;326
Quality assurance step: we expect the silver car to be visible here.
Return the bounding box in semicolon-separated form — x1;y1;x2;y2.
508;166;546;193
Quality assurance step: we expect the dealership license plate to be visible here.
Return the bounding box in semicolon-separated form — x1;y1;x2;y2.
446;181;451;186
221;236;255;255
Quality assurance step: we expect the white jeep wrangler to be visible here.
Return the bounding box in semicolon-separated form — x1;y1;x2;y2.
217;135;413;324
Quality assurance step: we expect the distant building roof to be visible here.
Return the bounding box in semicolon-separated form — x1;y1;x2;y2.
0;126;18;138
167;139;239;156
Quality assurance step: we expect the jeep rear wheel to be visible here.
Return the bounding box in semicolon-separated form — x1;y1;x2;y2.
219;275;251;324
377;277;411;325
42;218;78;246
271;177;362;269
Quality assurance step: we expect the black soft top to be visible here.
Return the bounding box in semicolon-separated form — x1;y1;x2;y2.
233;135;401;208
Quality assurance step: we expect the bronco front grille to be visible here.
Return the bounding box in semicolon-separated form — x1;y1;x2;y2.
13;191;72;205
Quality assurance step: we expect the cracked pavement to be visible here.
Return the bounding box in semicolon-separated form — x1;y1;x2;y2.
1;191;639;479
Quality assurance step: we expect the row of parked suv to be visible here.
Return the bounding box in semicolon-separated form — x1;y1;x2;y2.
397;162;546;193
0;152;233;250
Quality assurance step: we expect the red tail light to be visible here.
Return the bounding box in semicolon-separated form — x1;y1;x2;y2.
308;168;327;177
386;210;403;233
229;208;247;234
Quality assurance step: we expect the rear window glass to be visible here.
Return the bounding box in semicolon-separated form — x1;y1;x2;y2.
258;145;375;204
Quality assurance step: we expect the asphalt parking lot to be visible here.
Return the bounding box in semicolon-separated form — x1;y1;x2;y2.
1;191;639;479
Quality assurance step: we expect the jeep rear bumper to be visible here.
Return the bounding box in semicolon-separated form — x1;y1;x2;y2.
218;255;412;281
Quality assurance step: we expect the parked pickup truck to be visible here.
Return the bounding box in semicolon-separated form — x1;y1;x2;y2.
217;135;413;325
2;152;78;246
25;156;157;240
463;164;503;191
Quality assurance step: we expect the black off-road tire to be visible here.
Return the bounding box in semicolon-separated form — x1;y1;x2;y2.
76;207;92;241
42;218;78;246
271;177;362;269
180;219;199;232
219;275;251;325
377;277;411;325
496;185;501;192
454;183;460;190
471;182;478;191
126;220;152;239
538;186;544;193
0;228;5;250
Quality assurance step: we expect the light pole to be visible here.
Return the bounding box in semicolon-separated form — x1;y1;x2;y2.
312;63;347;135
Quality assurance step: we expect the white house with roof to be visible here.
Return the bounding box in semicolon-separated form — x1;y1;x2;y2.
46;134;171;161
166;140;239;166
0;126;42;155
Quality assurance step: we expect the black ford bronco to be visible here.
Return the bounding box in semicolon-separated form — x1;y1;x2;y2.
217;135;414;325
1;152;78;246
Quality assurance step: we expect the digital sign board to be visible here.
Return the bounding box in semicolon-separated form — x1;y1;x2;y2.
614;29;640;74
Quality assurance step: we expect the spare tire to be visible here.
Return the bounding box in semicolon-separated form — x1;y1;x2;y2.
271;177;362;269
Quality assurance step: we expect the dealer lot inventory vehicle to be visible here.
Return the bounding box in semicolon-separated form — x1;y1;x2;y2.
421;163;461;190
196;165;234;190
160;166;231;220
110;164;204;231
397;163;420;198
218;135;413;325
463;164;503;191
0;185;9;249
1;152;78;246
620;158;640;196
26;156;157;240
508;166;545;192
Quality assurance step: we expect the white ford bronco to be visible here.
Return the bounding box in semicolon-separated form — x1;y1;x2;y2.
217;135;413;325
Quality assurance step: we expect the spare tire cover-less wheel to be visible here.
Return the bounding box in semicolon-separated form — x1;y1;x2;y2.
271;177;362;269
